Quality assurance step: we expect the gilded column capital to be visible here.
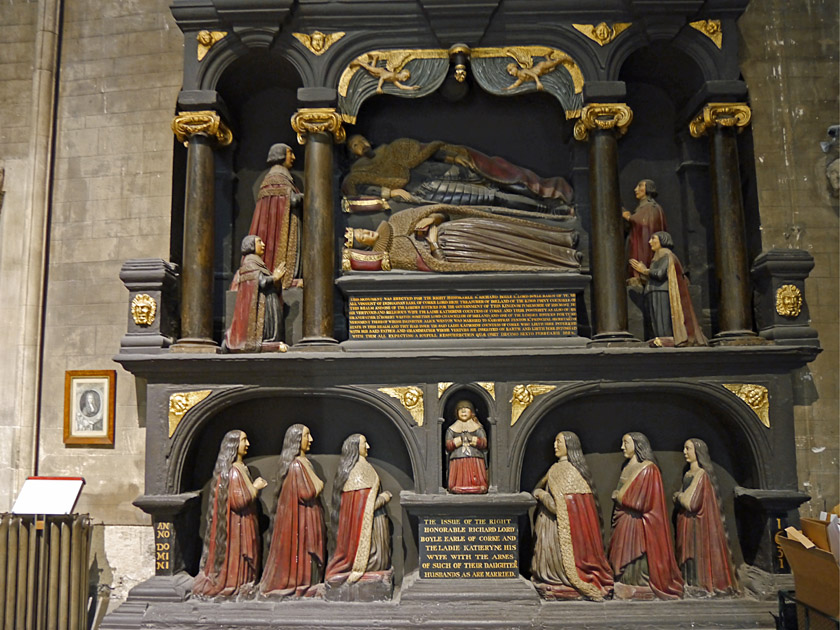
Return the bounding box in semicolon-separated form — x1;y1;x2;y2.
689;102;751;138
572;103;633;142
291;108;346;145
171;111;233;146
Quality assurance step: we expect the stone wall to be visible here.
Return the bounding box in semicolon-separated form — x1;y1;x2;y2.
739;0;840;516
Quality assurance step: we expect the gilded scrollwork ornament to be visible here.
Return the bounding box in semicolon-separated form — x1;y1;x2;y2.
290;108;346;145
171;111;233;147
572;103;633;142
131;294;157;326
292;30;345;56
689;103;751;138
168;390;212;437
438;382;454;398
723;384;770;428
573;22;632;47
196;30;227;61
379;386;424;426
477;382;496;400
689;20;723;49
775;284;803;317
510;384;556;426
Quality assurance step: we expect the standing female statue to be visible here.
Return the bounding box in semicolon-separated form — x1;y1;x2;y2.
674;438;738;596
325;434;392;586
608;432;683;600
629;231;707;347
260;424;326;597
531;431;613;600
192;430;267;598
445;400;489;494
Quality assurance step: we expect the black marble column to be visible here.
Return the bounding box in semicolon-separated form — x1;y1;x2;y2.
170;109;231;352
691;103;757;344
292;104;344;346
574;103;637;344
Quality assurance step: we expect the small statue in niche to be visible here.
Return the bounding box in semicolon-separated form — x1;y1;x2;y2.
623;179;667;286
325;434;392;588
342;135;574;215
531;431;613;600
223;235;288;353
344;205;581;273
260;424;326;598
674;438;739;597
192;430;267;598
445;400;488;494
245;143;302;284
608;432;684;600
629;231;708;347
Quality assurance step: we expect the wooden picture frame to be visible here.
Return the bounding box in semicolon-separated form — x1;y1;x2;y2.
64;370;116;446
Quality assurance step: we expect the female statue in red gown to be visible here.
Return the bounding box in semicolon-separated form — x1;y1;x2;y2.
192;430;267;598
674;438;739;596
260;424;326;597
608;432;684;600
531;431;614;600
325;434;392;587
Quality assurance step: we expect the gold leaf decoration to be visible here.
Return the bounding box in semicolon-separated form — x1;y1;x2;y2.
292;31;345;56
196;31;227;61
689;20;723;49
477;382;496;400
723;384;769;428
130;294;156;326
573;22;631;47
510;384;556;426
168;390;212;437
379;386;424;426
438;382;453;399
775;284;802;318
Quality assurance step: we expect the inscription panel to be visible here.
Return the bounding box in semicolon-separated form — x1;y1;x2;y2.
349;292;577;339
419;516;518;579
154;521;172;575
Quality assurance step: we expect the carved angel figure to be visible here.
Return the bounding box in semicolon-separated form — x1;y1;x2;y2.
350;53;420;94
504;51;567;91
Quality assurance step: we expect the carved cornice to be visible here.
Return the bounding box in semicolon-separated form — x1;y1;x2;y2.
689;102;751;138
196;30;227;61
573;22;631;47
171;111;232;146
689;20;723;49
168;390;212;437
723;384;769;428
572;103;633;142
776;285;803;318
510;384;556;426
293;31;345;56
291;108;346;145
379;386;424;426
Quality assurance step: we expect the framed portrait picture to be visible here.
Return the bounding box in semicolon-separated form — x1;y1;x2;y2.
64;370;116;446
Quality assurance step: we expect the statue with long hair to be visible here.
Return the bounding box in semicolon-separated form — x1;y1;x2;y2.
608;432;684;600
444;400;488;494
531;431;613;600
260;424;326;597
325;434;392;588
192;430;267;598
674;438;739;596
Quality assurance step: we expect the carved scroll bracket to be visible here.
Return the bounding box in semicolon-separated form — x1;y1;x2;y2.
689;20;723;49
291;108;346;145
572;103;633;142
510;384;556;426
171;111;232;147
689;103;751;138
168;390;212;437
573;23;631;47
723;384;770;428
379;386;424;426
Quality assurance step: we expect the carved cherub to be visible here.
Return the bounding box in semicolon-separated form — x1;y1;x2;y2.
504;51;566;91
350;52;421;94
292;31;345;56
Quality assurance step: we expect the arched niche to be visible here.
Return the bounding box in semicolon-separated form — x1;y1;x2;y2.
438;385;496;493
174;388;419;580
511;382;771;577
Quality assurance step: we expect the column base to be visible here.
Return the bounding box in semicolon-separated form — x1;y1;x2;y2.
296;336;340;349
170;338;220;353
588;332;641;347
710;331;770;347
